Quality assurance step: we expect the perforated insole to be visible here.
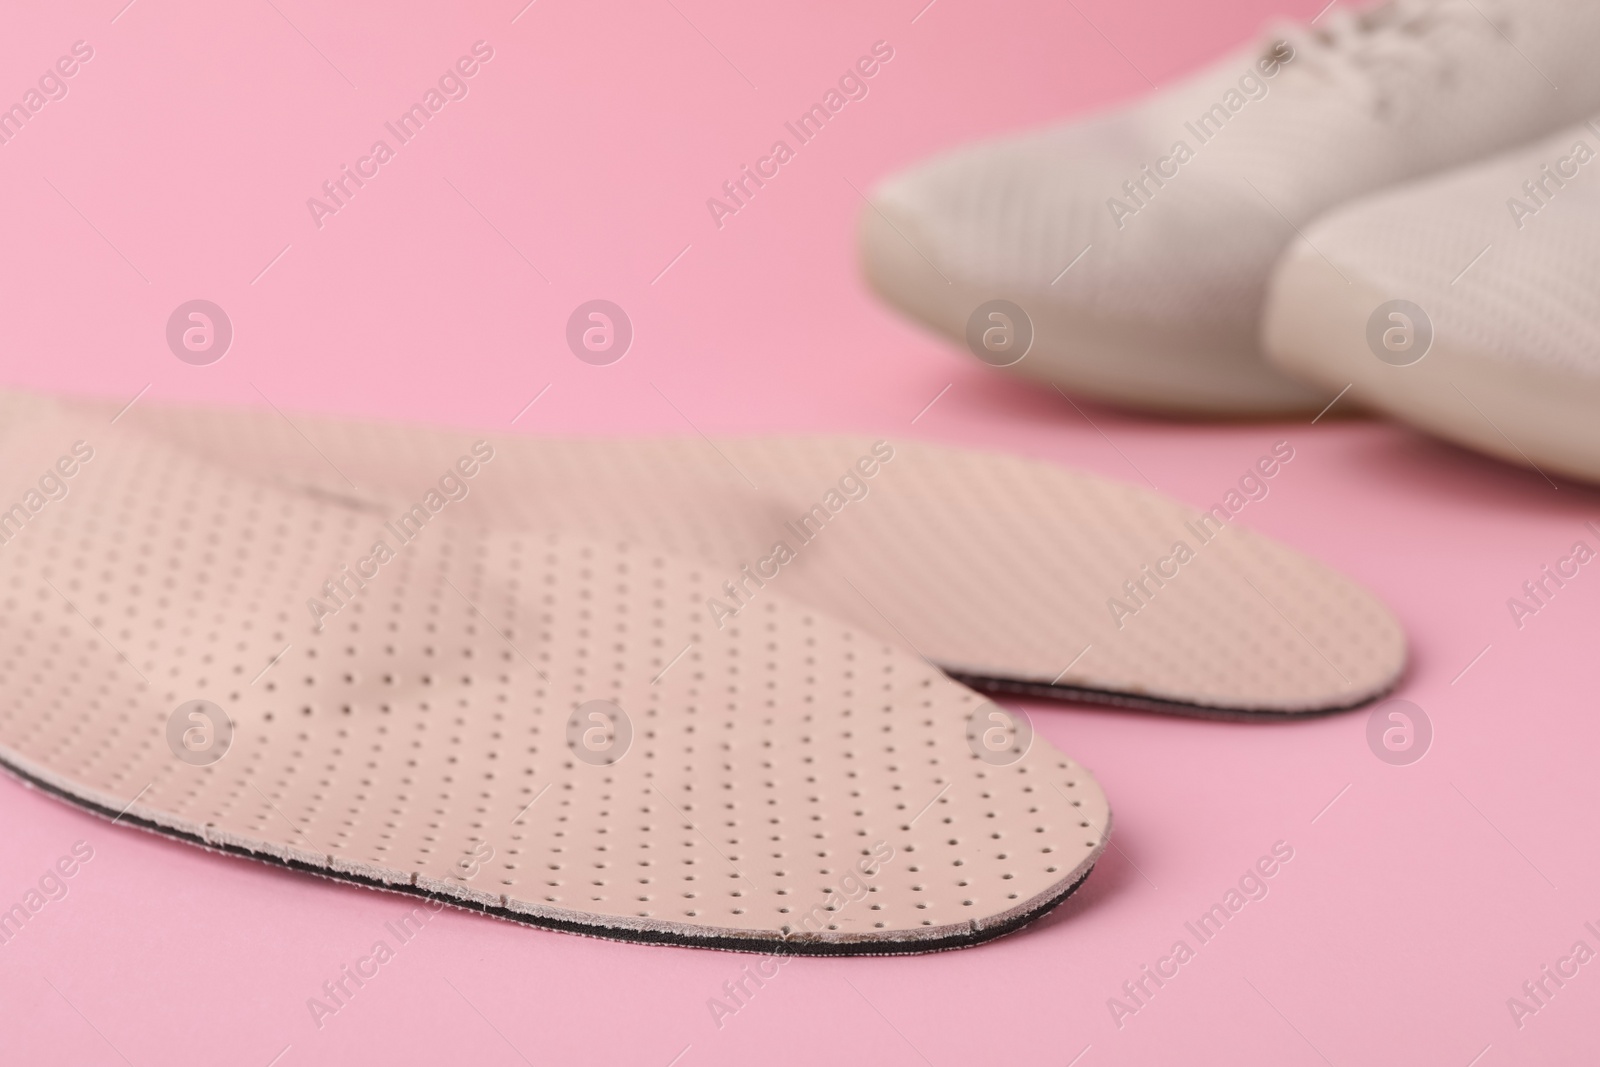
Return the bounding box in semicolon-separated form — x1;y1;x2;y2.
81;392;1407;716
0;398;1110;954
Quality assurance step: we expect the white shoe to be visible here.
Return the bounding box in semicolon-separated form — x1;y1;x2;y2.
1263;117;1600;483
860;0;1600;415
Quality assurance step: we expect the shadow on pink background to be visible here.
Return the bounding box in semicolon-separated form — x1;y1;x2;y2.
2;1;1598;1064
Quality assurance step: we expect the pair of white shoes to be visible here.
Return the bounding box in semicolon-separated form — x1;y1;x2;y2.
861;0;1600;483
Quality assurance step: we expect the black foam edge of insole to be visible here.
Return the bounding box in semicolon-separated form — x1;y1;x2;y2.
0;754;1098;958
946;670;1396;723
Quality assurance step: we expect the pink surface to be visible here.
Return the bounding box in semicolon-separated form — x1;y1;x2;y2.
2;1;1598;1064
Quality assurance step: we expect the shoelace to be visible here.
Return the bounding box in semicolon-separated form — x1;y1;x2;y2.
1264;0;1513;118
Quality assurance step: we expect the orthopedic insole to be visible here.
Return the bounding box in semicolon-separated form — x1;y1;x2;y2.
84;393;1407;717
0;399;1110;954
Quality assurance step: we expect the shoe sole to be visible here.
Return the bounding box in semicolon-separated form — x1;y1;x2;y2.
85;394;1410;717
1264;243;1600;485
0;400;1115;956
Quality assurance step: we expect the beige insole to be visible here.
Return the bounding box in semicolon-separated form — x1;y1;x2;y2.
0;396;1109;954
78;392;1407;716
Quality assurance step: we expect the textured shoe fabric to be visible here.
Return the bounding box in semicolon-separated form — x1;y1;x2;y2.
73;392;1407;716
860;0;1600;415
1263;118;1600;484
0;395;1111;955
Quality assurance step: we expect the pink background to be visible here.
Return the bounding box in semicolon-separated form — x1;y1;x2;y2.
2;0;1598;1063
